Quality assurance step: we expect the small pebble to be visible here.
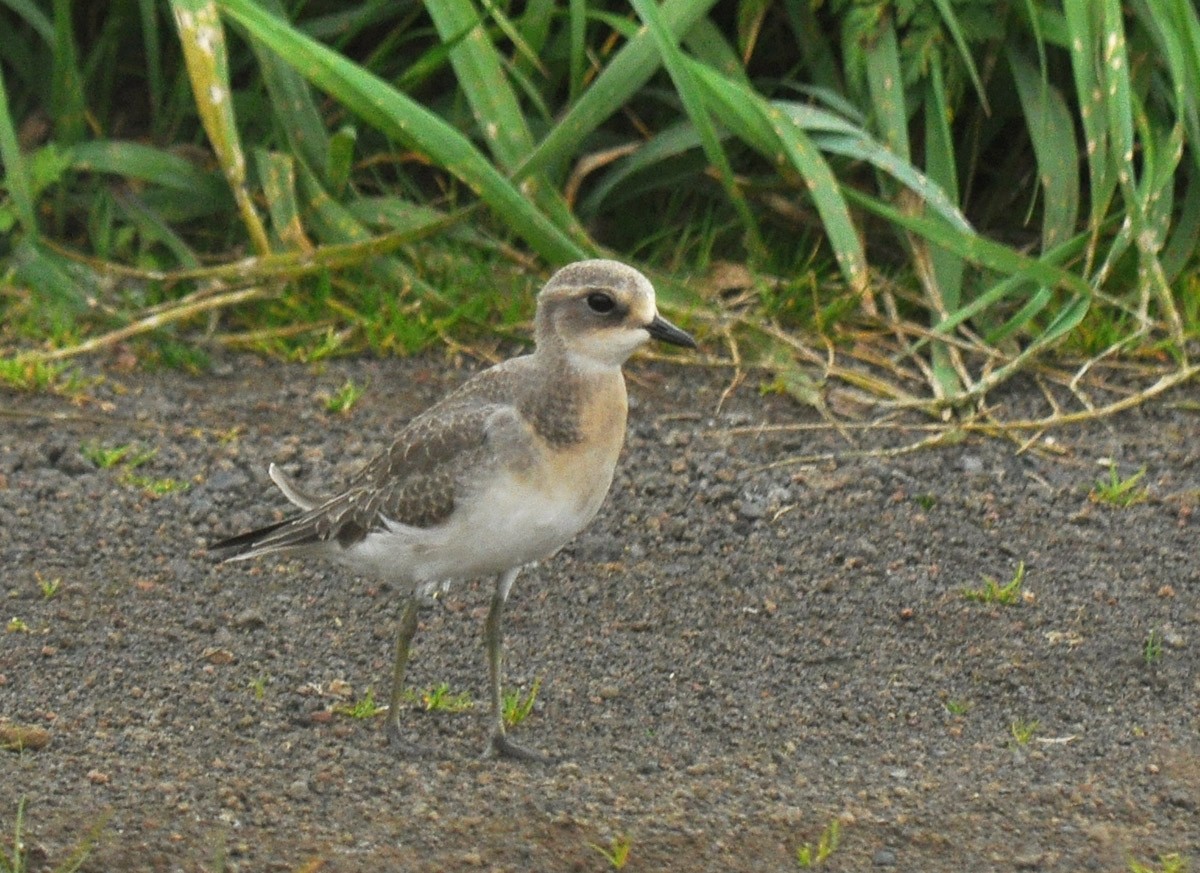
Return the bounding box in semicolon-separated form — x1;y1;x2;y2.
873;848;896;866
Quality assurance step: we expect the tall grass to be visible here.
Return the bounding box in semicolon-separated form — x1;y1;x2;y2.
0;1;1196;412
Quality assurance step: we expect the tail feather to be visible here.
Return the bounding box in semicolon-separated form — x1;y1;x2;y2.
268;463;323;510
210;465;334;560
209;517;291;556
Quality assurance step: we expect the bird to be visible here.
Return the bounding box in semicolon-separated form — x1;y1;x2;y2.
210;259;697;761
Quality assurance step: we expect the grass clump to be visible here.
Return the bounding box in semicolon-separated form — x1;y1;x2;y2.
1142;630;1164;666
333;687;384;720
36;573;61;600
590;834;632;870
81;442;154;470
0;358;72;393
1;797;107;873
944;698;972;716
81;442;188;497
0;0;1195;429
962;563;1026;606
1090;463;1149;508
1128;853;1189;873
796;818;842;868
1009;719;1039;745
502;677;542;729
324;380;365;415
398;683;474;714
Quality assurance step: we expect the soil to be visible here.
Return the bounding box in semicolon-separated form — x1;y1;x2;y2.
1;350;1197;873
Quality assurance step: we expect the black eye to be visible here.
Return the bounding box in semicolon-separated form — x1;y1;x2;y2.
586;291;616;314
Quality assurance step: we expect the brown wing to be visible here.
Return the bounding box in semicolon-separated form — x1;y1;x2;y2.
211;362;536;559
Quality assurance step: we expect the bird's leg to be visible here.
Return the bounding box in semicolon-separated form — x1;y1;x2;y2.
483;568;551;763
386;595;424;751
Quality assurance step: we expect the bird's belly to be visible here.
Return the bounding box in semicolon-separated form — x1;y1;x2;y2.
346;467;613;586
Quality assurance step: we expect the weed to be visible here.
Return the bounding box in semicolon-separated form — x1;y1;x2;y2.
944;699;971;716
590;834;632;870
796;819;842;868
914;493;937;511
81;443;186;496
5;617;29;634
962;562;1026;606
81;442;134;469
1090;462;1149;507
214;427;243;445
1010;719;1039;745
416;683;473;713
502;677;542;728
82;442;156;470
36;573;61;600
324;380;366;415
333;687;384;719
0;796;106;873
1;797;28;873
248;675;270;701
0;358;79;394
120;473;189;497
1128;852;1189;873
1143;629;1164;666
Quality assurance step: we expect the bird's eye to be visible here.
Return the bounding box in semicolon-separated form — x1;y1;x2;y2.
586;291;616;314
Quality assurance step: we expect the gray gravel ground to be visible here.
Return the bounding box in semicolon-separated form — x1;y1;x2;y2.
1;351;1198;872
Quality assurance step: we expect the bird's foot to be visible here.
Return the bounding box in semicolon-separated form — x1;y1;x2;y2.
485;730;555;765
385;718;435;758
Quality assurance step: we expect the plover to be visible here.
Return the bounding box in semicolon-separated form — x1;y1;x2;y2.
211;259;696;761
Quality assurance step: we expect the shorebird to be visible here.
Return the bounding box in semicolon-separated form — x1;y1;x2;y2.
211;259;696;761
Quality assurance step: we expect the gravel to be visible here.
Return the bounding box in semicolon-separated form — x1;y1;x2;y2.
1;352;1198;872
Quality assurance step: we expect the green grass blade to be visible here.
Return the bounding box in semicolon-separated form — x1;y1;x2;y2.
922;65;965;396
71;140;227;197
2;0;53;42
928;0;989;113
478;0;547;77
1160;164;1200;283
425;0;534;173
863;20;908;162
0;59;37;236
110;185;201;267
567;0;586;103
50;0;86;144
782;0;842;93
516;0;717;182
1062;0;1115;269
170;0;272;255
424;0;582;238
1007;49;1080;250
686;61;868;294
683;16;749;81
251;0;331;185
326;125;356;196
628;0;764;255
1138;0;1200;164
10;238;89;319
254;149;310;251
137;0;165;133
215;0;588;264
922;65;963;301
845;187;1093;301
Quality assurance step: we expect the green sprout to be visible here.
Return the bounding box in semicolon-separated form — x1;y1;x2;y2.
796;819;842;867
963;562;1026;606
1090;462;1148;507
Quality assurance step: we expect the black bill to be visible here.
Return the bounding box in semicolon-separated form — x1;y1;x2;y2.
646;314;697;349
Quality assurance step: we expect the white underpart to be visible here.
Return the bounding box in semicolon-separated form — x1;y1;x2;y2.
340;468;609;589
